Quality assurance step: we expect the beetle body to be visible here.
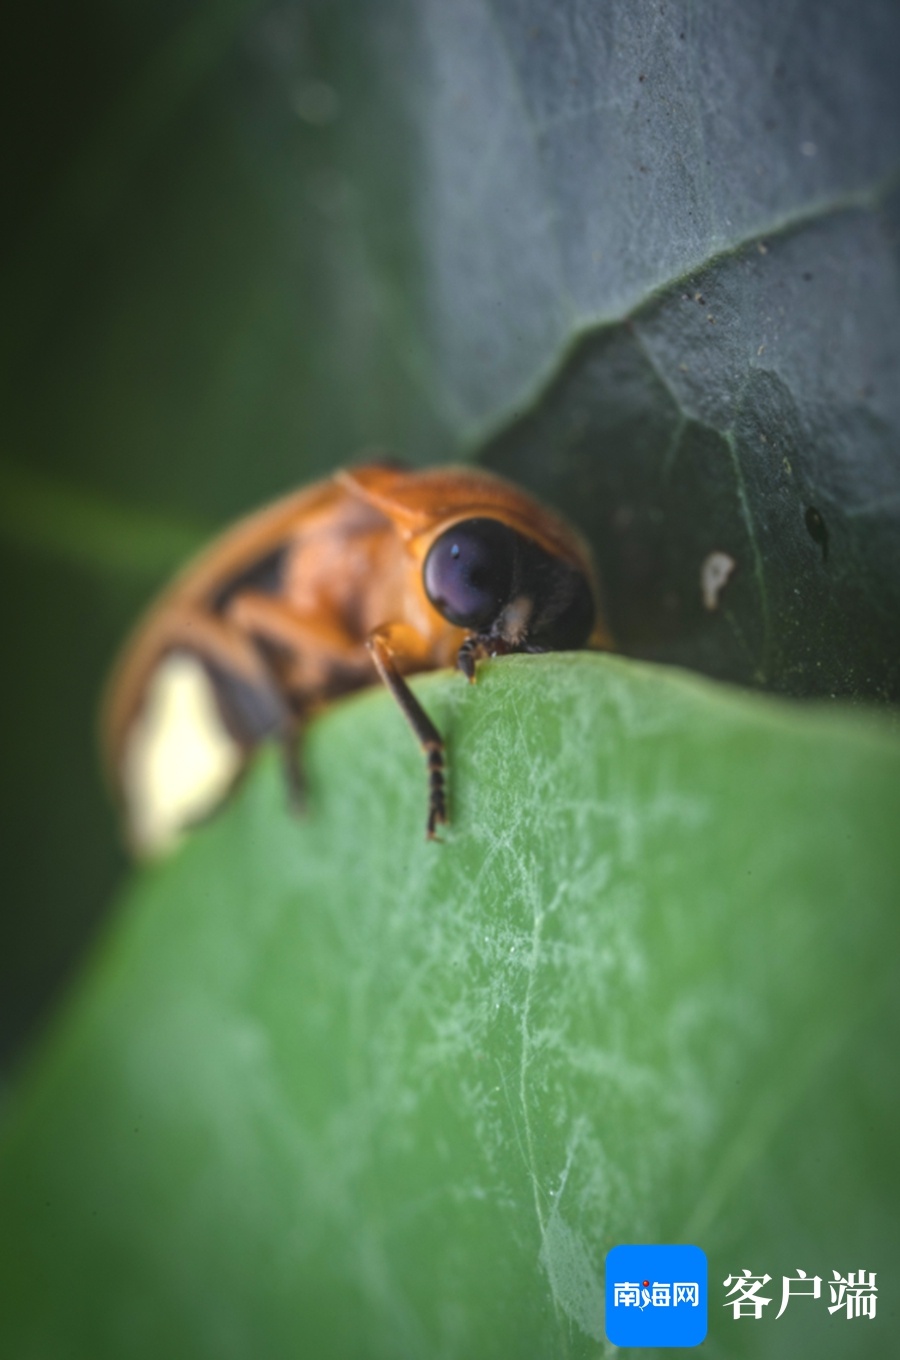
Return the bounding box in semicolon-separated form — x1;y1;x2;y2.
102;462;611;855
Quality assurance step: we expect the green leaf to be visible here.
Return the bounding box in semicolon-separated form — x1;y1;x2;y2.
1;655;898;1358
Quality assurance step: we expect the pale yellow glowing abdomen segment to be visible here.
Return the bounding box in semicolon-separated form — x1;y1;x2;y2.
121;653;242;858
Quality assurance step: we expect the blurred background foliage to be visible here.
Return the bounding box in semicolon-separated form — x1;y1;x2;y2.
2;0;899;1080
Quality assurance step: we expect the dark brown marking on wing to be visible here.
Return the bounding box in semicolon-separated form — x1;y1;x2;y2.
210;545;290;615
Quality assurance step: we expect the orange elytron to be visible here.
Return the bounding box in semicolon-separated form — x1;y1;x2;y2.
102;462;611;855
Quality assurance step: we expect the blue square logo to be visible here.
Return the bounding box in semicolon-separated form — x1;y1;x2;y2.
605;1244;708;1347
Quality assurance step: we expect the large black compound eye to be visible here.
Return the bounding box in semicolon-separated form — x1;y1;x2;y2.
423;518;517;628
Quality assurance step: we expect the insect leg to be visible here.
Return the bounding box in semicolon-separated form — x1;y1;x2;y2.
456;635;481;682
222;591;365;810
367;627;447;840
197;645;305;813
456;633;541;681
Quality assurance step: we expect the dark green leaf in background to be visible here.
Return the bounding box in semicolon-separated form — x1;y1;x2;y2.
406;2;900;695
